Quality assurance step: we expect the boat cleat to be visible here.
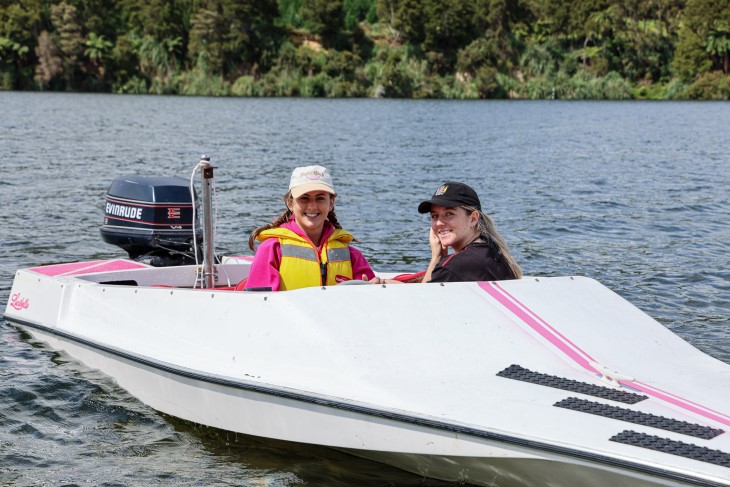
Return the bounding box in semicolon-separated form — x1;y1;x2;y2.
590;361;635;389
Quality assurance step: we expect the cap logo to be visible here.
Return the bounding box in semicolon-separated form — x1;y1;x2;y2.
304;170;324;181
434;185;448;196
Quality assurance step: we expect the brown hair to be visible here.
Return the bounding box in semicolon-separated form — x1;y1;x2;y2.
248;192;342;250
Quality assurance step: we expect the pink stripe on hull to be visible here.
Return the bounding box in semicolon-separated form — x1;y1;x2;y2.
626;381;730;428
478;281;599;374
478;280;730;429
492;281;598;366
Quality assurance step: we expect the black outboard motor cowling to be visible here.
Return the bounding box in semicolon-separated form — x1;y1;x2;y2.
100;175;201;266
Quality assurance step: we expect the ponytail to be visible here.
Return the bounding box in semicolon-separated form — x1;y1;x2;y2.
248;193;293;251
327;209;343;230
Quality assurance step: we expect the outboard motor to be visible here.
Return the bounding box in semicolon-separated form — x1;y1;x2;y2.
100;175;201;266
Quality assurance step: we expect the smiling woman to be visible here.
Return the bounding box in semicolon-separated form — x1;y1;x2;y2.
417;182;522;283
245;165;375;291
369;181;523;286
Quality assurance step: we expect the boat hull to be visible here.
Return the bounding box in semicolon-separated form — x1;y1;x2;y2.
4;260;730;486
11;322;713;487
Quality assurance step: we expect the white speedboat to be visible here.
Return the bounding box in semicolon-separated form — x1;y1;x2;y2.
4;160;730;486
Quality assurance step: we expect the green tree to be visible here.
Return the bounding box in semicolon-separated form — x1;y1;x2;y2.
0;0;45;89
82;32;113;87
582;8;613;68
187;0;281;78
706;28;730;74
132;32;180;92
301;0;344;43
118;0;191;41
471;0;535;73
51;2;85;88
0;0;727;98
278;0;305;27
685;69;730;98
343;0;376;30
85;32;112;62
1;35;31;87
519;40;561;77
34;30;62;88
115;0;191;88
375;0;479;73
188;8;225;74
607;1;675;82
522;0;604;44
376;48;413;97
376;0;425;44
422;0;477;53
673;0;730;80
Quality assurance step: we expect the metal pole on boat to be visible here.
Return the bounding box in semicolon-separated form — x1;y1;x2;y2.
199;155;217;289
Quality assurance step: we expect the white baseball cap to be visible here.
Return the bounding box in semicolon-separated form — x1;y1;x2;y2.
288;165;335;198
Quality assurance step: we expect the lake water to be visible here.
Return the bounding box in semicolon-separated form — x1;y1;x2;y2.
1;93;729;486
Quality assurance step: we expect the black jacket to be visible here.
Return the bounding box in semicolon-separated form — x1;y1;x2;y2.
430;242;517;282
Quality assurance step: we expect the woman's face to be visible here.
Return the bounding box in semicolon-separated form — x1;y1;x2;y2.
430;205;478;252
289;191;335;242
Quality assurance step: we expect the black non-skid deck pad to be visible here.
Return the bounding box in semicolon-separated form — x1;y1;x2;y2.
497;364;647;404
610;430;730;468
555;397;725;439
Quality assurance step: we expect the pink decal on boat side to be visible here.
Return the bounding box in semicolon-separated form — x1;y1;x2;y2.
10;293;29;311
478;280;730;428
30;259;148;277
65;260;148;275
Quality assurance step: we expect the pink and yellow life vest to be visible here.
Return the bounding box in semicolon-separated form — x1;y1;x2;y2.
257;227;354;290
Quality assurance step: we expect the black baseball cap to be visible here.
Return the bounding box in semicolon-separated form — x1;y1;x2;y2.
418;182;481;213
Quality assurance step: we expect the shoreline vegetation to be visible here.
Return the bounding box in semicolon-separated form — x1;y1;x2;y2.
1;0;729;100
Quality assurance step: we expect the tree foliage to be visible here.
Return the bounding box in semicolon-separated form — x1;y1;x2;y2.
0;0;728;97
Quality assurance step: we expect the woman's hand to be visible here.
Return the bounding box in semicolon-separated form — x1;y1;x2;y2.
369;276;388;284
423;228;447;284
429;228;448;260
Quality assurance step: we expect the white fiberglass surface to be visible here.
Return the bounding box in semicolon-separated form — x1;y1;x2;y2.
8;271;730;480
53;277;730;430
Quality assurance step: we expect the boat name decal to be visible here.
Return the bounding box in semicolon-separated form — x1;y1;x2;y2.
105;202;143;220
10;293;29;311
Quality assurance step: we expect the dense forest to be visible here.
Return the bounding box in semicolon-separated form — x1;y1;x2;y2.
1;0;729;99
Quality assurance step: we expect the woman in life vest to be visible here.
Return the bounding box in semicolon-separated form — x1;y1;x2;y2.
245;165;375;291
372;182;521;284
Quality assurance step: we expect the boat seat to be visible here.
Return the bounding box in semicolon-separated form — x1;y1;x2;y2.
392;270;426;283
213;285;237;291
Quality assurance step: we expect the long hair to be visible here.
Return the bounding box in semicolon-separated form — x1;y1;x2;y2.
248;192;342;250
461;205;523;279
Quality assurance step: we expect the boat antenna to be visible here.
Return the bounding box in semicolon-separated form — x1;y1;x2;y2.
189;155;218;288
